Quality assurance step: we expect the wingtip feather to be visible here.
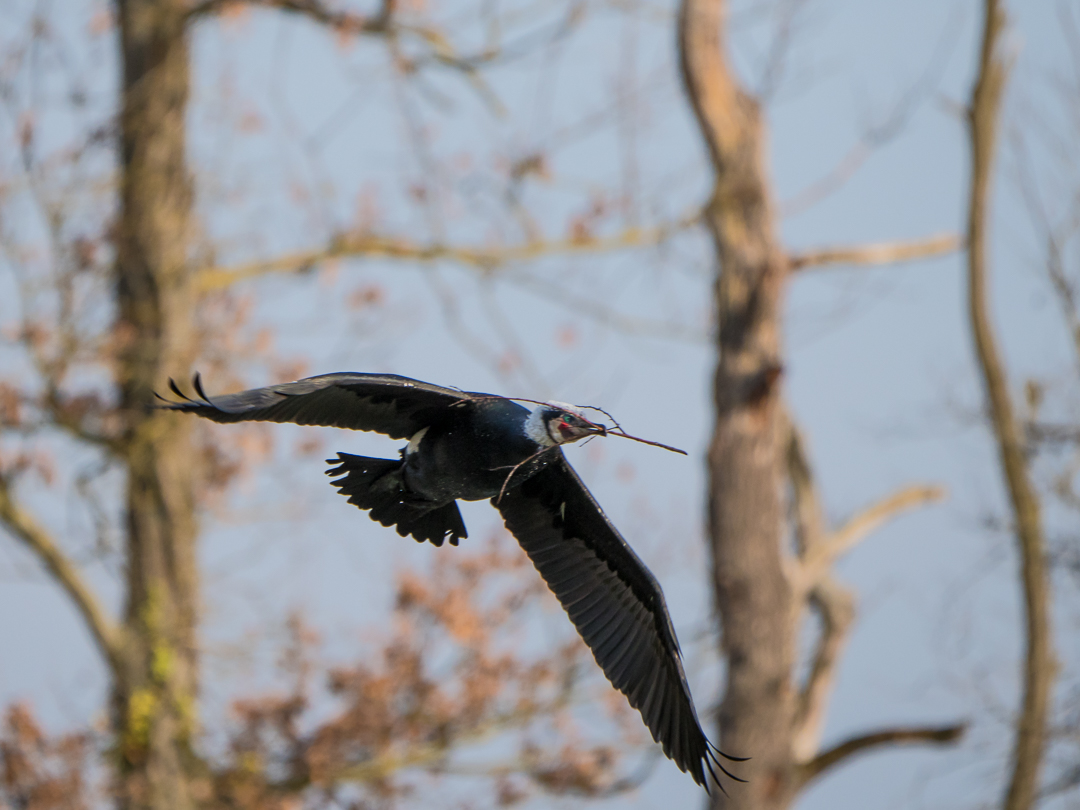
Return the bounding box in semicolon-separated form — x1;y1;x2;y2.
707;742;749;784
192;371;209;403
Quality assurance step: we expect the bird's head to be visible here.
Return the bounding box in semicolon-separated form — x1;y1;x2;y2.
526;402;608;447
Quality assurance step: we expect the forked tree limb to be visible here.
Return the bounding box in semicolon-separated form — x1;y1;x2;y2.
791;576;855;762
0;477;122;674
788;233;962;271
966;2;1054;808
785;419;948;764
794;723;967;790
785;419;854;762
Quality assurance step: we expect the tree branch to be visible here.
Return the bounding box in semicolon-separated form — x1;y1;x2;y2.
1027;422;1080;445
792;576;855;762
187;0;392;33
195;223;690;291
788;233;962;271
780;11;962;218
0;477;122;674
185;0;479;74
794;723;967;789
40;387;119;453
819;484;947;566
186;0;572;78
786;418;827;560
503;271;705;343
334;696;576;784
966;3;1054;809
785;422;946;763
786;418;856;761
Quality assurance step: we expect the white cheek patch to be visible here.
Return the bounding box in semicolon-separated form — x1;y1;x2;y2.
525;408;557;446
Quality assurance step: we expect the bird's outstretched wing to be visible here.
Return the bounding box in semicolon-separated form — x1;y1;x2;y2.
492;453;745;789
157;373;472;439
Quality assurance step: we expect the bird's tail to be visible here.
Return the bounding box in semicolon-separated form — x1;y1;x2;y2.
325;452;467;547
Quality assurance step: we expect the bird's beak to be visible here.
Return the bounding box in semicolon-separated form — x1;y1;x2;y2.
583;419;608;438
558;419;607;444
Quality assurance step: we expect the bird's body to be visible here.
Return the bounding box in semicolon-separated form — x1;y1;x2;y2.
400;397;542;503
159;372;744;790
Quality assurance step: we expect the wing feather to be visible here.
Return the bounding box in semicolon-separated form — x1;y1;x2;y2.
493;454;742;788
157;372;472;439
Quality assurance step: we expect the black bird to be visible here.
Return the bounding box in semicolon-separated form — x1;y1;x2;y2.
159;372;745;789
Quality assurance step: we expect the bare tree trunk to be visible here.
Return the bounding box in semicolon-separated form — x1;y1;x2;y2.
678;2;970;808
678;1;795;808
966;3;1054;809
113;1;201;806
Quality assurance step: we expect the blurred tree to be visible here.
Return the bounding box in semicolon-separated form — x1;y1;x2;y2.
964;3;1053;809
678;1;964;808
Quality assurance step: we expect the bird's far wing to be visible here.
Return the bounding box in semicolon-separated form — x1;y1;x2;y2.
492;454;743;789
157;373;473;439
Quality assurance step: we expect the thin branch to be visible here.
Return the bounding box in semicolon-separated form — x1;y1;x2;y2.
501;272;705;343
187;0;584;80
967;2;1054;808
794;723;967;788
187;0;393;32
819;484;946;565
788;233;962;271
2;388;117;452
1027;422;1080;445
195;223;691;291
424;751;658;798
0;476;122;674
334;698;575;784
40;387;119;453
1012;124;1080;378
780;8;962;217
187;0;495;86
754;0;810;103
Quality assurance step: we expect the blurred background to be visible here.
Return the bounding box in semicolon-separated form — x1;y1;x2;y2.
0;0;1076;808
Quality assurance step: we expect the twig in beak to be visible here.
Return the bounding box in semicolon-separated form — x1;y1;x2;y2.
605;430;687;455
581;405;686;455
